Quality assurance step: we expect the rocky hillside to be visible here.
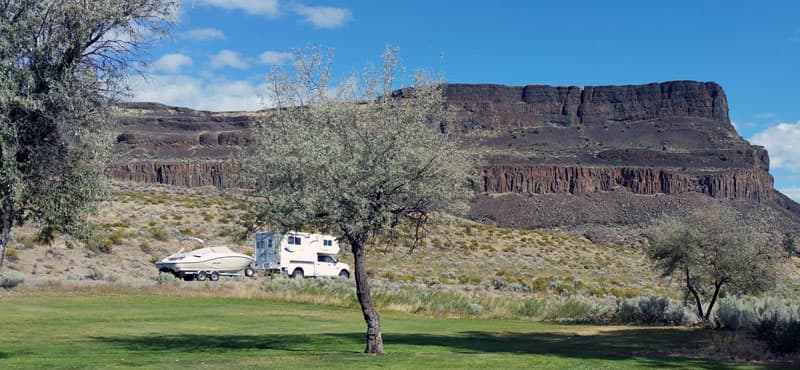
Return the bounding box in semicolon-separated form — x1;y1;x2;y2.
110;81;800;229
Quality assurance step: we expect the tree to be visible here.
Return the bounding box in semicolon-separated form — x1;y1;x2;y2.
0;0;176;272
239;47;473;354
646;206;780;322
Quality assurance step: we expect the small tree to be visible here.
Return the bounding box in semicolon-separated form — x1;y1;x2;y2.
240;47;473;354
0;0;176;272
646;206;780;322
783;232;797;257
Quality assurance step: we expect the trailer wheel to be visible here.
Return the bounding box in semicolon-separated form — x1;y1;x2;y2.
290;268;304;279
209;271;219;281
197;271;207;281
244;267;255;277
338;270;350;279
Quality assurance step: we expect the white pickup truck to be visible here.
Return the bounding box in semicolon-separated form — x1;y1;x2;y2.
254;231;350;279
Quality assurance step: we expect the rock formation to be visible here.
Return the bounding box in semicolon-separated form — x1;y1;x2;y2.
110;81;800;228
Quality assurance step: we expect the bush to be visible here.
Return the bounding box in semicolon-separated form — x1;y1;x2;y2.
154;272;180;286
85;234;112;254
148;227;169;241
1;271;25;289
619;295;669;324
4;247;19;262
750;297;800;354
713;296;800;354
714;296;755;330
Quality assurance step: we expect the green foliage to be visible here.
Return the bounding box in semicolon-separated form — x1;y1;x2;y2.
646;206;780;321
783;232;797;257
85;233;112;254
0;271;24;289
0;0;176;271
241;46;473;246
154;272;180;286
147;227;169;242
713;296;800;354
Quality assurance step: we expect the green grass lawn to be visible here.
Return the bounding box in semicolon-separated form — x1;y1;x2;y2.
0;293;778;369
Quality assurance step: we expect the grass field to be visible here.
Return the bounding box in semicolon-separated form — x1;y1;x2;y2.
0;292;780;369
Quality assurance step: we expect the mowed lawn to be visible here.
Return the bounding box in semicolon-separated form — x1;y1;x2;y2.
0;293;772;369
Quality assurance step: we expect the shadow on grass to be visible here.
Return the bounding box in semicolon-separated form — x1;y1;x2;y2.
91;327;761;368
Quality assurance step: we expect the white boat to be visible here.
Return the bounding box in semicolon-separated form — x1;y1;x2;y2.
155;237;254;281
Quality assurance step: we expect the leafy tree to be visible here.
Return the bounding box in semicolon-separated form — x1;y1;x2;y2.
240;47;473;354
0;0;176;272
646;206;780;322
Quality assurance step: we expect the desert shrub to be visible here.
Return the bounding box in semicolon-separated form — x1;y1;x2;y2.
154;272;181;286
140;241;152;254
4;247;19;262
457;272;481;285
545;295;615;323
516;298;547;318
17;234;39;249
85;234;112;254
85;266;104;280
148;227;169;241
750;297;800;354
618;295;670;324
107;230;125;245
714;296;755;330
491;275;508;290
1;271;25;289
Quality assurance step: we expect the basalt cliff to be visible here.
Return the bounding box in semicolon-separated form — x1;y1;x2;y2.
111;81;800;229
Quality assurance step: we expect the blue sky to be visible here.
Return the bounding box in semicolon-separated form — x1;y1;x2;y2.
129;0;800;201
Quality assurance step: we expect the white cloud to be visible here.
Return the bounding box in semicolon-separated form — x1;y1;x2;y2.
149;53;193;73
126;74;267;111
259;51;293;65
182;27;225;41
210;49;249;69
193;0;280;18
750;121;800;172
755;112;776;119
292;5;352;28
780;187;800;202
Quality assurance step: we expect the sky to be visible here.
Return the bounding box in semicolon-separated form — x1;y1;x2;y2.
128;0;800;201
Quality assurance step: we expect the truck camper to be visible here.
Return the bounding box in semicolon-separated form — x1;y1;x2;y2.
254;231;350;278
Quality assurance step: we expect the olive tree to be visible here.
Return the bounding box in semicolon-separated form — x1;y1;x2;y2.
646;206;780;322
0;0;176;272
240;47;473;354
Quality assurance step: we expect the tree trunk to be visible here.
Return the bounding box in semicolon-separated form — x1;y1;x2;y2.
685;268;705;320
704;282;724;321
351;239;384;354
0;200;13;274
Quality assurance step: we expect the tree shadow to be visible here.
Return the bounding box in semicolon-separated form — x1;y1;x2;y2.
92;328;778;369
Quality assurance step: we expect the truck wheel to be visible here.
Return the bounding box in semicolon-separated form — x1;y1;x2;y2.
290;269;304;279
197;271;207;281
209;271;220;281
244;267;255;277
339;270;350;279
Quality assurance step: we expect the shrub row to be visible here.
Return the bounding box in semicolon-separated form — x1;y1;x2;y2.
258;277;698;325
714;296;800;354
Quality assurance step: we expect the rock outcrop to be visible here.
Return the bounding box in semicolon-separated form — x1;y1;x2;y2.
110;80;800;227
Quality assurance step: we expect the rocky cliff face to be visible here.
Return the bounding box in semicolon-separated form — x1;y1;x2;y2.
110;81;800;227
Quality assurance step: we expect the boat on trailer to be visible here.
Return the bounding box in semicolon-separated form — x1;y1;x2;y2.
155;237;255;281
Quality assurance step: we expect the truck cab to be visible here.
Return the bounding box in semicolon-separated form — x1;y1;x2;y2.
254;231;350;278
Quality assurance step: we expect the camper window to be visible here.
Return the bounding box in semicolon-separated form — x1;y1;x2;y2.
317;255;335;263
323;240;332;247
288;236;301;245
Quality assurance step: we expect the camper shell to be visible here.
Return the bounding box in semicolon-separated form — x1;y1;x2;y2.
254;231;350;279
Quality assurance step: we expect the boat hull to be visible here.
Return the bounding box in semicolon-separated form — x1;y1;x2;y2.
156;255;253;274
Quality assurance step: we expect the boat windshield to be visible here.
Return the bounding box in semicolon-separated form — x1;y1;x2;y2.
191;246;232;256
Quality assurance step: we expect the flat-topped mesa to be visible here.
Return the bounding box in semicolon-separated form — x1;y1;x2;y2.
444;80;731;130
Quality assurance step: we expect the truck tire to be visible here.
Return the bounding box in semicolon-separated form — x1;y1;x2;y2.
338;270;350;279
290;268;304;279
197;271;207;281
209;271;220;281
244;267;255;277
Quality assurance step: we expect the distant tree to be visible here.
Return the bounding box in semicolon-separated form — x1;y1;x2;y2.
646;206;780;322
239;47;473;354
0;0;176;272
